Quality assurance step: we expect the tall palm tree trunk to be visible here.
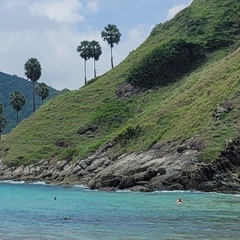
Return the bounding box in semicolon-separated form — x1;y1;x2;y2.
94;59;96;78
111;46;114;68
17;110;19;125
84;59;87;84
0;120;1;141
32;81;36;112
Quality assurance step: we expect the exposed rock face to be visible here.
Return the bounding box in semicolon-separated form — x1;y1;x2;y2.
1;137;240;193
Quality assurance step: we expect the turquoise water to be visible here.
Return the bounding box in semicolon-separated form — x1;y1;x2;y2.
0;182;240;240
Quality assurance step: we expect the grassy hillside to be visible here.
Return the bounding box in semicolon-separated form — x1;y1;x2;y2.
0;0;240;166
0;72;65;133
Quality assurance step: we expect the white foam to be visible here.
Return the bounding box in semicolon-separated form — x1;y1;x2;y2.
73;184;88;189
0;180;25;184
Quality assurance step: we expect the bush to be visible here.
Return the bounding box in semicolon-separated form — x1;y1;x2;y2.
114;125;141;146
126;39;204;88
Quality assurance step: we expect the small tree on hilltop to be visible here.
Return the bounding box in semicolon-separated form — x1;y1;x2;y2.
35;83;49;105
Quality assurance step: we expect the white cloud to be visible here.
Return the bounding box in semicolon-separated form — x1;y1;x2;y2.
0;0;193;91
167;4;186;20
87;1;98;12
28;0;84;23
167;0;193;20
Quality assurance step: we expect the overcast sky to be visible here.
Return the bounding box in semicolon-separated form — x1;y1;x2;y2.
0;0;192;90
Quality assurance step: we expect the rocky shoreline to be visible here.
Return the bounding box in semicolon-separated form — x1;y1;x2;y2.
1;137;240;193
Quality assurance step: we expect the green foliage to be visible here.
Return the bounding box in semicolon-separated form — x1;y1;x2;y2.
150;0;240;51
101;24;121;68
0;115;7;140
35;83;49;104
126;39;204;88
76;40;91;61
24;58;42;82
1;0;240;166
77;40;92;84
10;91;26;125
114;125;141;146
58;148;77;161
0;71;62;133
101;24;121;48
91;99;132;130
10;91;26;112
24;58;42;112
0;102;3;115
89;41;102;78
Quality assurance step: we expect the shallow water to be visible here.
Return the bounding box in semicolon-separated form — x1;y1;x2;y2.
0;182;240;240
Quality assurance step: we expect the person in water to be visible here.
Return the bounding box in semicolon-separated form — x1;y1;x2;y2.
175;197;183;204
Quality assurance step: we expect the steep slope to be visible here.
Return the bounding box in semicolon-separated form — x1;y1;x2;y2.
0;71;65;133
0;0;240;192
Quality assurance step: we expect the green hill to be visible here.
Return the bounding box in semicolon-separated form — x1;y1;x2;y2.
0;0;240;170
0;71;65;133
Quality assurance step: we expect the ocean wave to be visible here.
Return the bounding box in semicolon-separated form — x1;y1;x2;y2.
31;181;47;185
73;184;89;189
0;180;25;184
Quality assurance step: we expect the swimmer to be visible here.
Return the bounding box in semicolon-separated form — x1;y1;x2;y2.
175;197;183;204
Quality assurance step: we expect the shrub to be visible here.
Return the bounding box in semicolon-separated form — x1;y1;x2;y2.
126;39;204;88
114;125;141;146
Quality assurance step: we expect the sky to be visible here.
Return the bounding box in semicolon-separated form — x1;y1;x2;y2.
0;0;193;91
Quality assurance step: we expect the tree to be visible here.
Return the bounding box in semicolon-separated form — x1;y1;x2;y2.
10;91;26;125
0;116;7;140
35;83;49;105
24;58;42;112
77;40;91;85
101;24;121;68
89;41;102;78
0;102;7;141
0;102;3;115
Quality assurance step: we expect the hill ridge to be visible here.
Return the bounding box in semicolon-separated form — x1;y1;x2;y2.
0;0;240;192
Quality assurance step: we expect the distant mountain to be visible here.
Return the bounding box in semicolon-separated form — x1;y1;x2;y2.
0;71;65;133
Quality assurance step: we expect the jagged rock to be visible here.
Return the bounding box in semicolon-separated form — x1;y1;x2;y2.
158;167;166;175
72;165;82;174
79;160;88;169
115;82;140;98
212;101;235;121
77;125;97;135
119;176;136;189
55;160;69;171
1;136;240;193
41;170;52;178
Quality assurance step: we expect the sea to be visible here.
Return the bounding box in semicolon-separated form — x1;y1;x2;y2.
0;181;239;240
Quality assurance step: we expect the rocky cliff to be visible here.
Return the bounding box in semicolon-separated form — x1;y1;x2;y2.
1;136;240;193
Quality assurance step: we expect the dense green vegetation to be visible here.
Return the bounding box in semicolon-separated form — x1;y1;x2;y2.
0;0;240;166
126;39;204;88
0;72;63;133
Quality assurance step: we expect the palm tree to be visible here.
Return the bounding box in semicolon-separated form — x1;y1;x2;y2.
24;58;42;112
101;24;121;68
10;91;26;125
77;40;91;85
0;115;7;141
0;102;7;140
35;83;49;105
0;102;3;115
90;41;102;78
